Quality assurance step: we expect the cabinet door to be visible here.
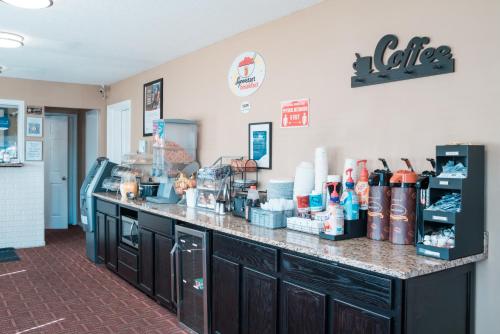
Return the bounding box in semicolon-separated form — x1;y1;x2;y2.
212;256;240;334
280;281;327;334
105;216;118;272
155;233;174;307
242;267;278;334
96;212;106;263
333;300;392;334
138;228;155;296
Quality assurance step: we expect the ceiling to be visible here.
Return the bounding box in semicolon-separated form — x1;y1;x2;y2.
0;0;321;85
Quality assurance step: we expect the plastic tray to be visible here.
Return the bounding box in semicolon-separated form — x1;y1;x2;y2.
250;209;294;229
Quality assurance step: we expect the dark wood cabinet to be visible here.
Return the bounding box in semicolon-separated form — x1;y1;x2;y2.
242;267;278;334
138;227;155;296
93;198;477;334
105;216;118;272
96;212;106;263
280;281;327;334
333;300;392;334
212;256;240;334
155;233;174;308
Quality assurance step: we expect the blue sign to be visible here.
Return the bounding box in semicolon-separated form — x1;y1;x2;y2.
0;116;10;130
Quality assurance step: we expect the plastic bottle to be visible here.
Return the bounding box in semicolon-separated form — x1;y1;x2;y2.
355;160;370;224
324;182;344;236
245;186;260;221
340;168;359;221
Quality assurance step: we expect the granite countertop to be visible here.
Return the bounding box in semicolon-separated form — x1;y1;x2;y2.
94;192;487;279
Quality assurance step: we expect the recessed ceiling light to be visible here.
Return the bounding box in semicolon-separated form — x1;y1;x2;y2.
0;32;24;48
1;0;53;9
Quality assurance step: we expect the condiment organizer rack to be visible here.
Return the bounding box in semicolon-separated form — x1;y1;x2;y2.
319;219;366;241
416;145;484;260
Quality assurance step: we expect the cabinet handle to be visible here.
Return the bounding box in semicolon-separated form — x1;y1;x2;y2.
170;243;178;306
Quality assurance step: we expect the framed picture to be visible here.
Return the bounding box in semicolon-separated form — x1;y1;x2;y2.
143;78;163;136
26;106;44;115
25;140;43;161
248;122;272;169
26;116;43;137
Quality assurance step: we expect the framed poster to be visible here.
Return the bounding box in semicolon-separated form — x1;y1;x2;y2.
26;116;43;137
25;140;43;161
143;78;163;136
248;122;272;169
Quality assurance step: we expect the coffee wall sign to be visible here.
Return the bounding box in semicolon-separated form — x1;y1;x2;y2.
351;34;455;88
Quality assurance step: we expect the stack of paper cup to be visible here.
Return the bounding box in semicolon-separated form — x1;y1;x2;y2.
293;162;315;198
314;147;328;193
342;158;358;189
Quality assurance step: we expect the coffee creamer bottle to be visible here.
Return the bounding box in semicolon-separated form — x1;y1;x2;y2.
324;182;344;236
341;168;359;221
355;160;370;223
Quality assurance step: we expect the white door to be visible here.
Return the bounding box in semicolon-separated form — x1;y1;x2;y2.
44;115;69;229
85;110;99;174
107;100;131;164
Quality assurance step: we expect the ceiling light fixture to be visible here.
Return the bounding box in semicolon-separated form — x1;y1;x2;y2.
0;32;24;48
1;0;53;9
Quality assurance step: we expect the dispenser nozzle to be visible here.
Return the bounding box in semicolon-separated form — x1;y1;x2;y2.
401;158;414;172
426;158;436;170
378;158;390;171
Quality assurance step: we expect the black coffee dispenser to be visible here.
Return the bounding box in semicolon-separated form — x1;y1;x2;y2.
367;159;393;240
416;158;436;240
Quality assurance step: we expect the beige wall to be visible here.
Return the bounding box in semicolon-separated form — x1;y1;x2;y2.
108;0;499;332
0;76;107;155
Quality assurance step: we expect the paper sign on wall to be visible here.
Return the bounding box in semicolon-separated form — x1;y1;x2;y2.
281;98;309;128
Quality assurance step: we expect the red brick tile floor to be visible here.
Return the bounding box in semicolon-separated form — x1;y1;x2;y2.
0;227;186;334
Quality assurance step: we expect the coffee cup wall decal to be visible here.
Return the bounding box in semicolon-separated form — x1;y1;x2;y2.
351;34;455;88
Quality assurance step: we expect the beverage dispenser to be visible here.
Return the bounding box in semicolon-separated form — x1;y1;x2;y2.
389;158;418;245
367;158;393;241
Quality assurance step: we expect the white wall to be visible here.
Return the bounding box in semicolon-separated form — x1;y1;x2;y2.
107;1;500;332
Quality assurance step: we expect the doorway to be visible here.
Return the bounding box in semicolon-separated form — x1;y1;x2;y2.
44;107;100;230
107;100;131;164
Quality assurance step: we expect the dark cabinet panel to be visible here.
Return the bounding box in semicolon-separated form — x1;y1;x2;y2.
106;216;118;272
333;300;392;334
213;233;278;274
96;199;118;217
139;212;174;237
280;281;327;334
155;233;174;307
242;267;278;334
96;212;106;263
212;256;240;334
281;252;393;310
138;228;155;296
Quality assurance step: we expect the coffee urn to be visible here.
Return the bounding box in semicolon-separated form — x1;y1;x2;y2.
389;158;418;245
416;158;436;241
367;159;393;241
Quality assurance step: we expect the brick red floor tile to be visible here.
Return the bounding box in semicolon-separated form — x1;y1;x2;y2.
0;227;187;334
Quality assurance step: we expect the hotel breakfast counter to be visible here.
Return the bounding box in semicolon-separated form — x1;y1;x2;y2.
93;192;487;279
